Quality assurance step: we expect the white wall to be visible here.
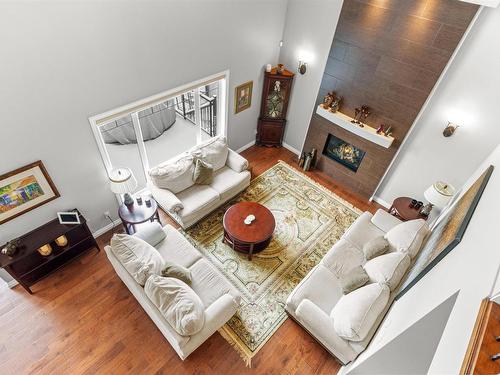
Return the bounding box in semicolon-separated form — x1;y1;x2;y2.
0;0;286;279
343;144;500;375
278;0;343;153
375;6;500;207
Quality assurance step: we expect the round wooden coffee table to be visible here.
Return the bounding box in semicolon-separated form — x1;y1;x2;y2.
223;202;275;260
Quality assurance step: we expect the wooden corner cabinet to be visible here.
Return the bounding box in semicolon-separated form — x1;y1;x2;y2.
0;210;99;294
256;67;294;147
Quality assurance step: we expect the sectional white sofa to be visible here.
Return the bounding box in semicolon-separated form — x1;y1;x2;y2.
286;209;429;365
148;136;251;229
105;222;242;360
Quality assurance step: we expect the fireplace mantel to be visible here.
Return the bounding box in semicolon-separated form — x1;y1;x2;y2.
316;105;394;148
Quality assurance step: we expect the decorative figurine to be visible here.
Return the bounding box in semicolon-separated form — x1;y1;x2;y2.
352;105;371;126
1;238;22;257
420;203;432;217
322;92;335;109
361;105;371;123
352;107;361;124
330;96;342;113
376;124;385;134
384;126;392;136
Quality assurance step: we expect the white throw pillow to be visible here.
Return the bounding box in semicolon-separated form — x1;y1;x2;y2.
190;136;228;171
384;219;429;259
148;153;194;193
363;252;410;291
145;275;205;336
331;283;390;342
110;234;164;286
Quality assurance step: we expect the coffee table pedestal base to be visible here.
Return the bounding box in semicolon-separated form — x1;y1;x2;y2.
223;230;272;260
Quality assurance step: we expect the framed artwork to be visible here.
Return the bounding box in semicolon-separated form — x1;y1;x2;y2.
396;165;494;299
0;161;60;225
234;81;253;114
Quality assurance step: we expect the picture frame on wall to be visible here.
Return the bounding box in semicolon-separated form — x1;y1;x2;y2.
0;161;60;225
234;81;253;114
396;165;494;299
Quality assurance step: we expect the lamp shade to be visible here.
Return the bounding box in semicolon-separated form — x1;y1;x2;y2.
109;168;137;194
424;181;455;209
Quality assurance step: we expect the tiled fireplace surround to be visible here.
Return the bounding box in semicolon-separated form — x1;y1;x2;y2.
303;0;478;198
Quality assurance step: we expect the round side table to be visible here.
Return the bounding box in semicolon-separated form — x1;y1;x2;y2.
223;202;275;260
118;198;161;235
389;197;428;222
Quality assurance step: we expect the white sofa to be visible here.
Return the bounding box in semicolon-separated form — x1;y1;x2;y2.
148;136;251;229
105;223;242;360
286;209;427;365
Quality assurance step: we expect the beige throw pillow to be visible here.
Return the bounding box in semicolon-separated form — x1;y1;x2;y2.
363;236;390;260
162;261;192;284
145;275;205;336
340;266;370;294
364;252;411;291
110;234;164;286
148;154;194;193
193;158;214;184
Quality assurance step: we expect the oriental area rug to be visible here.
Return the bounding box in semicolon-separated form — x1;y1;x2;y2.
183;161;360;366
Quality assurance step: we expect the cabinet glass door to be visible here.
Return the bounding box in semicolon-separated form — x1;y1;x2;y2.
266;79;288;119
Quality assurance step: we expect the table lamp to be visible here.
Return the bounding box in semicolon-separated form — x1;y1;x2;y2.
421;181;455;216
109;168;137;206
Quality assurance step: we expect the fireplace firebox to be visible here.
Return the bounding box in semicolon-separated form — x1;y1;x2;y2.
322;134;365;172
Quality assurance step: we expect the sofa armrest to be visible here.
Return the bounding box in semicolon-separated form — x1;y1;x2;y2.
182;294;238;353
371;209;402;233
151;186;184;213
296;299;357;365
226;149;249;173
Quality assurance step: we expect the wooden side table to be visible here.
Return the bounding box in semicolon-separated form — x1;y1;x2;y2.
389;197;428;221
118;198;161;235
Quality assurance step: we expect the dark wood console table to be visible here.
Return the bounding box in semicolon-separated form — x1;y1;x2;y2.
0;210;99;294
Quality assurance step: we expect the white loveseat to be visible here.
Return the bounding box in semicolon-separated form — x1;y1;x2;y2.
286;209;428;365
148;136;251;229
105;223;242;360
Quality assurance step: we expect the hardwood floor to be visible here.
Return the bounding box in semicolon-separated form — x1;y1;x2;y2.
0;146;383;375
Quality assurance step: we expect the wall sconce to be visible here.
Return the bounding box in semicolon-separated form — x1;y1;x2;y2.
443;122;459;137
298;61;307;75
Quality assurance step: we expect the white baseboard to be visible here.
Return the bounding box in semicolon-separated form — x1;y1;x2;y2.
7;279;18;288
92;218;122;238
282;142;301;156
371;195;391;209
236;140;255;153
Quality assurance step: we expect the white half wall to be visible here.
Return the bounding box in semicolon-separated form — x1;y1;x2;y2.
0;0;286;261
279;0;343;153
375;6;500;206
343;144;500;375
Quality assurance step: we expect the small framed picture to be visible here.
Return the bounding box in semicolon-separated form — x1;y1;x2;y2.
234;81;253;114
57;211;81;225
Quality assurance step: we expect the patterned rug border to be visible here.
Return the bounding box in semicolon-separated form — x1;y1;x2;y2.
180;160;362;366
